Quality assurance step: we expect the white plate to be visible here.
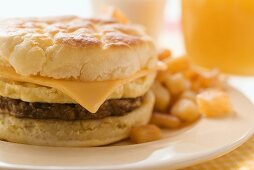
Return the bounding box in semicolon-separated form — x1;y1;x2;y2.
0;86;254;170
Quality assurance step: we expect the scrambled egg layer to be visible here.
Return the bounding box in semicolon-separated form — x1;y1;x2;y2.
0;73;156;103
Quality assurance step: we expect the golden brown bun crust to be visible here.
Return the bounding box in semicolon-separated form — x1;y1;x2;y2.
0;92;154;147
0;16;157;81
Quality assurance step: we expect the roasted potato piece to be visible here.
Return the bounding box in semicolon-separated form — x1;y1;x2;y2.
182;68;199;81
167;56;190;73
130;124;161;144
163;73;190;95
151;113;181;129
111;8;129;24
180;90;197;102
171;99;200;123
158;49;172;61
156;71;171;82
197;88;233;117
152;81;171;111
191;77;203;92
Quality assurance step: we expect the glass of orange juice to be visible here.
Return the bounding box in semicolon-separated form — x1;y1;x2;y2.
182;0;254;75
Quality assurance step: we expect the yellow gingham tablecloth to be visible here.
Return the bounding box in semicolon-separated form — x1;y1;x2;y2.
183;136;254;170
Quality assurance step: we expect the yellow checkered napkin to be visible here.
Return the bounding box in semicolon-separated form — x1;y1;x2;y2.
183;135;254;170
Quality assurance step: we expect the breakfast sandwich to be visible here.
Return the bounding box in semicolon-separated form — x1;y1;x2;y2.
0;16;158;146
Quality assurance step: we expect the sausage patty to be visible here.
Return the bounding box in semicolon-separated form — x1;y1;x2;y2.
0;96;143;120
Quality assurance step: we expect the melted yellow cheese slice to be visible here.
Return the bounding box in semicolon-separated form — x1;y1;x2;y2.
0;66;156;113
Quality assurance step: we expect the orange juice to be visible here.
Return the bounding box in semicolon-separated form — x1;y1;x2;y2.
182;0;254;75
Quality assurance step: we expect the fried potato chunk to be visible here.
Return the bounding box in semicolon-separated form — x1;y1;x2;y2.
163;73;190;95
167;56;190;73
171;99;200;123
130;125;161;144
197;88;233;117
152;81;171;111
151;113;181;129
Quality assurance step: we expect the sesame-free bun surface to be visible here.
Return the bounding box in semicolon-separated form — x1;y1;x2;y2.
0;16;156;81
0;91;154;147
